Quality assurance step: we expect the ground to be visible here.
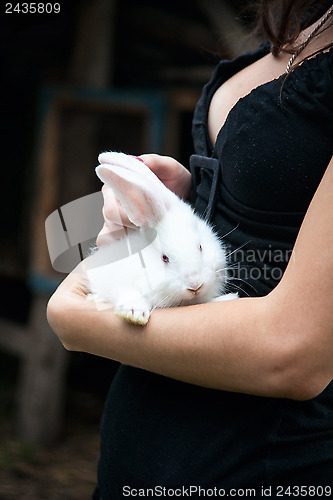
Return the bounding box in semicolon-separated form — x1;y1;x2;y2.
0;353;110;500
0;423;100;500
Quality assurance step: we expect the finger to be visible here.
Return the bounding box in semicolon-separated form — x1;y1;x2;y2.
96;222;128;247
101;185;124;225
139;154;191;199
55;262;89;297
139;154;172;178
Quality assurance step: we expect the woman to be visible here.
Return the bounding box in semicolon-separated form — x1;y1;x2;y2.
47;1;333;498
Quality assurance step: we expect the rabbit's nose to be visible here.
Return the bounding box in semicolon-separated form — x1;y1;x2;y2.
187;282;203;294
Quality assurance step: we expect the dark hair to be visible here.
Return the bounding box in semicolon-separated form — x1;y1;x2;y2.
255;0;333;56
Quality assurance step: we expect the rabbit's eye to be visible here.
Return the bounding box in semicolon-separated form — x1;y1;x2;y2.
199;245;203;252
162;254;170;264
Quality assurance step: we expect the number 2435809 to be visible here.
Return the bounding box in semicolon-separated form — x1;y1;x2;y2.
5;3;61;14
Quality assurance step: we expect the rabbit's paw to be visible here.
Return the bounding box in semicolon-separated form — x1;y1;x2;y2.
114;295;151;325
114;307;150;325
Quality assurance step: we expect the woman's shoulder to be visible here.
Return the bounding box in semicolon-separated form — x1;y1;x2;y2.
192;41;271;155
211;41;271;84
301;46;332;75
289;48;333;101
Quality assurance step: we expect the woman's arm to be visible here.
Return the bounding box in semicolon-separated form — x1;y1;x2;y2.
47;157;333;401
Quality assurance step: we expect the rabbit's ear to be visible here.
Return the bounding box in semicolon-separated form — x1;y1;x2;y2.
98;152;159;184
96;164;167;227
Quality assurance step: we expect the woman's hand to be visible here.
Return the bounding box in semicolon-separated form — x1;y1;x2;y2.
47;263;90;340
139;154;192;200
96;154;192;246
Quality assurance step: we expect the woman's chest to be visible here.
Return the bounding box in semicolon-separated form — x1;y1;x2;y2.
212;80;331;213
207;52;291;146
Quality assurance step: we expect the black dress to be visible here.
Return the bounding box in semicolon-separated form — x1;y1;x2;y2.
95;41;333;500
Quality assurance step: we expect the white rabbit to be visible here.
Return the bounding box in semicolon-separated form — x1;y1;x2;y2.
86;152;238;325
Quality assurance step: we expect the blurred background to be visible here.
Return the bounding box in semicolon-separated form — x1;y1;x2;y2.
0;0;257;498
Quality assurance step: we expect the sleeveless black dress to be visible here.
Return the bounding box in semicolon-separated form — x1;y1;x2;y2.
95;36;333;500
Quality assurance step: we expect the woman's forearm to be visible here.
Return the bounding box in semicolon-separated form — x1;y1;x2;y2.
47;270;313;401
47;162;333;402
